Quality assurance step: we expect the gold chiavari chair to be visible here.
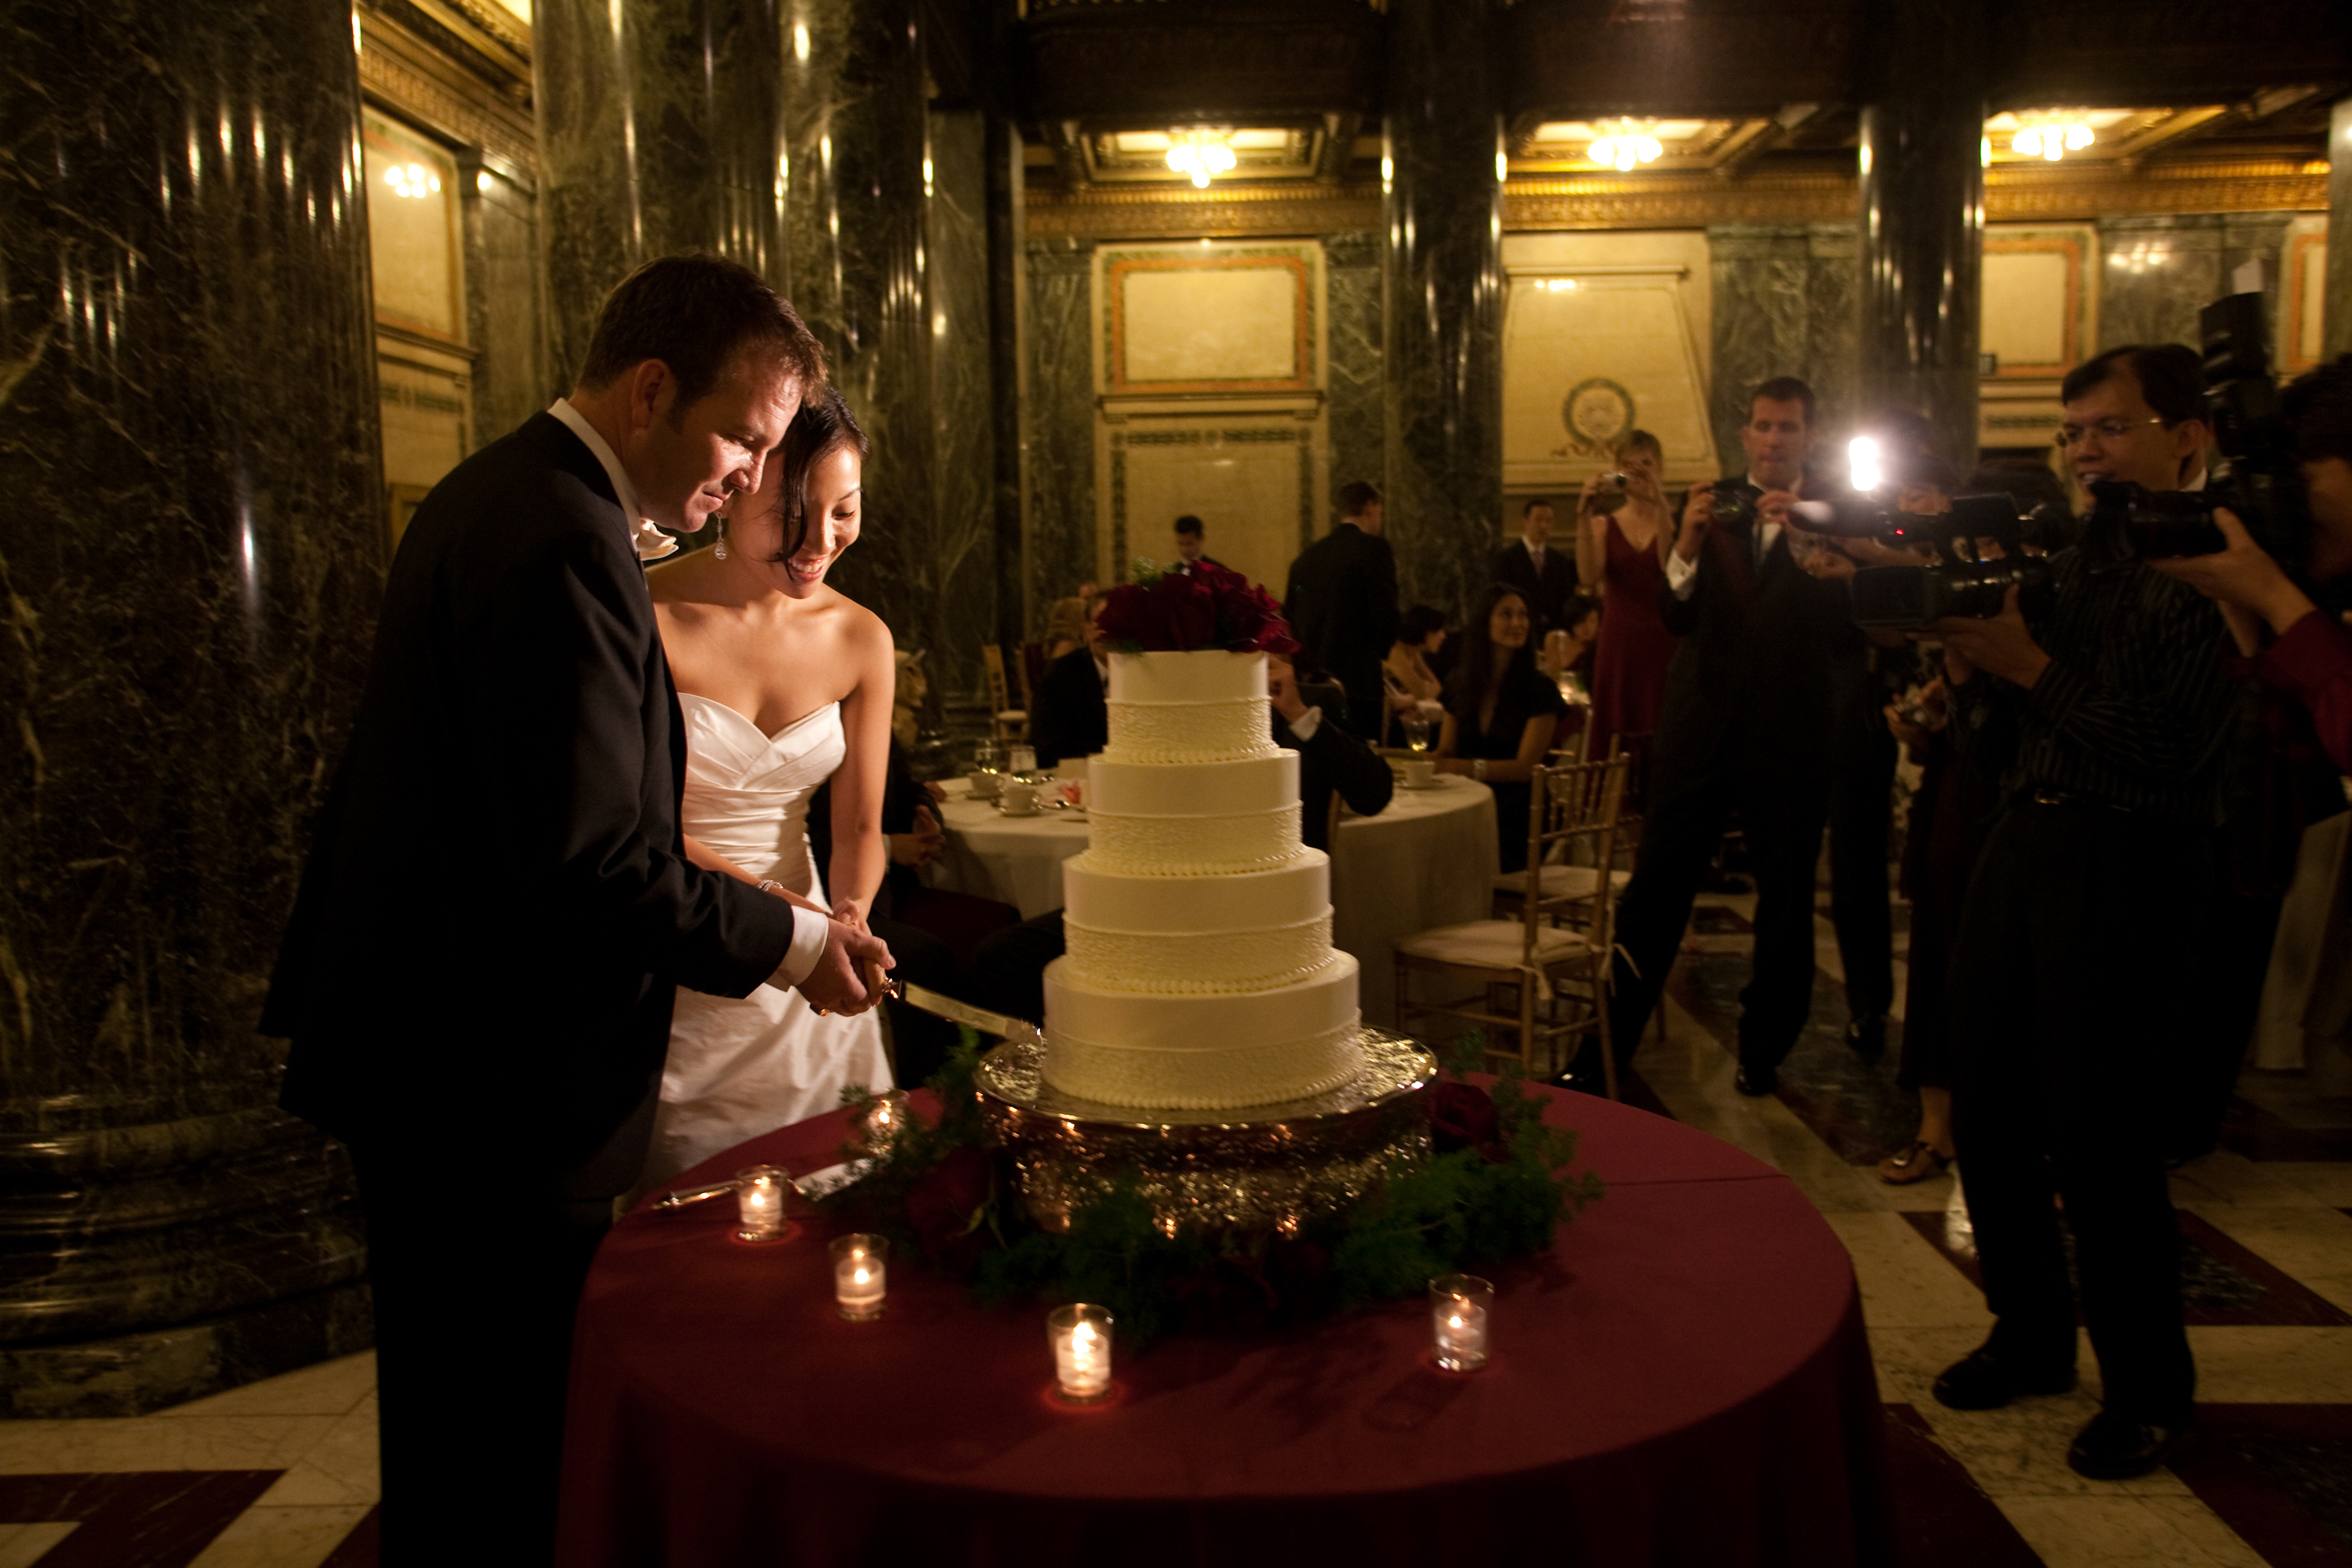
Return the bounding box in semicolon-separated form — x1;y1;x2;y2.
1392;752;1631;1097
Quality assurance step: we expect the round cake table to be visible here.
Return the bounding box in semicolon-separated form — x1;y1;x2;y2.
924;774;1498;1027
556;1085;1891;1568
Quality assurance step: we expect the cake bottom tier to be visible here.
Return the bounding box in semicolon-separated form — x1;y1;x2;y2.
1040;953;1363;1110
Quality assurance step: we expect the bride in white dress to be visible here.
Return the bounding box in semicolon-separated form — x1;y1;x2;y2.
638;384;896;1190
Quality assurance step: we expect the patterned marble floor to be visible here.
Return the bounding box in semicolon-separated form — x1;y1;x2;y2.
1;888;2347;1567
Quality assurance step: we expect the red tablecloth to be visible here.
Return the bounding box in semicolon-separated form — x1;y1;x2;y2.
557;1085;1892;1567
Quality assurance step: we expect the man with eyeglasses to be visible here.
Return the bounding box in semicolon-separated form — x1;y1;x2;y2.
1923;344;2234;1480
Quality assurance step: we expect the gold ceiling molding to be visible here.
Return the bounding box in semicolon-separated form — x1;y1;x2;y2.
1500;158;2327;230
359;11;538;181
1982;159;2326;220
1027;181;1381;239
1505;172;1852;228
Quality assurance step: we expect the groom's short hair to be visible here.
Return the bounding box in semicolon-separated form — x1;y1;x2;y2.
578;252;827;412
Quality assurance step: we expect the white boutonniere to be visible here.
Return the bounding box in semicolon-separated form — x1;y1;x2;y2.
632;517;682;563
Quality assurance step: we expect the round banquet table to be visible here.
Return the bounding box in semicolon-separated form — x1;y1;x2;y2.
556;1084;1893;1568
923;773;1499;1028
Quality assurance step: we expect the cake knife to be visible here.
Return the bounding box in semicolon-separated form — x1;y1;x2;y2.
810;975;1043;1049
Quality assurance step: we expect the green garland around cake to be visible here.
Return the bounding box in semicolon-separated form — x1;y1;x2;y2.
819;1034;1605;1347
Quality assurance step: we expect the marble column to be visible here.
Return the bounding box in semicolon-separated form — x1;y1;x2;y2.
1708;224;1860;461
1856;0;1985;465
1325;231;1387;517
1382;0;1505;618
0;0;384;1413
985;112;1028;653
533;0;790;386
777;0;972;700
2325;97;2352;360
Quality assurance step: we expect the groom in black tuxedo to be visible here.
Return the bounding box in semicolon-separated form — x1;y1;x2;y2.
264;255;891;1563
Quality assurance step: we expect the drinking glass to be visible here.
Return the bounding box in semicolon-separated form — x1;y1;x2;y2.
1403;717;1431;754
973;738;1001;776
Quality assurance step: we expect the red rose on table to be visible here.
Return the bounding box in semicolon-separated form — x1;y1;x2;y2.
904;1146;994;1270
1430;1081;1507;1163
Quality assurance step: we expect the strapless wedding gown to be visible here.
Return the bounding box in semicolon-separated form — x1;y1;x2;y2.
640;695;892;1191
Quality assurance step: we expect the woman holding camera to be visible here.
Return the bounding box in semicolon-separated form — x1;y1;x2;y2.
1578;429;1680;767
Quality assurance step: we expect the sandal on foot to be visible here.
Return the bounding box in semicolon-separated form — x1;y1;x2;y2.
1877;1141;1953;1185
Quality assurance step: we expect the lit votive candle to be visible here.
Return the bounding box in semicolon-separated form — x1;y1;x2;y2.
860;1092;908;1155
734;1164;790;1243
1048;1303;1114;1403
1428;1273;1494;1372
832;1234;889;1320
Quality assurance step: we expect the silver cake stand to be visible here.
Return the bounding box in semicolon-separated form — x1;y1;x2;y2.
972;1030;1437;1236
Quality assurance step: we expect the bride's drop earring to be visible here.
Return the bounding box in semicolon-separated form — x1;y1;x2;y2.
713;518;728;562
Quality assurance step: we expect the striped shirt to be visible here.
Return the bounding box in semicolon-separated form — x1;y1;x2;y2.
1949;546;2235;822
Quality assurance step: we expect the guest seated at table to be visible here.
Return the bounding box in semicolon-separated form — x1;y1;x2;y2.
974;655;1393;1024
1434;583;1566;873
1383;603;1449;742
1539;594;1602;688
809;736;1019;1088
1041;595;1090;662
1032;599;1109;768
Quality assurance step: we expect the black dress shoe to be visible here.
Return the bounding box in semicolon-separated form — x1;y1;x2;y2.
1734;1063;1776;1097
2067;1409;2194;1480
1845;1015;1886;1060
1931;1346;2077;1411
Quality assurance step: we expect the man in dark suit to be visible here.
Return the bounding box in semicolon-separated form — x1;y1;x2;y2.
972;655;1393;1023
1032;598;1109;767
1285;480;1400;741
262;255;892;1562
1586;377;1861;1096
1171;513;1225;572
1490;497;1576;632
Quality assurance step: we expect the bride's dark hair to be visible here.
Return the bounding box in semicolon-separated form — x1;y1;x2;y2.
765;382;870;561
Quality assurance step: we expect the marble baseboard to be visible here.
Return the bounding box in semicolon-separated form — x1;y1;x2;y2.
0;1282;373;1421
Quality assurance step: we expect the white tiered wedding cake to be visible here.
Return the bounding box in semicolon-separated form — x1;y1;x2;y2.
1041;649;1364;1111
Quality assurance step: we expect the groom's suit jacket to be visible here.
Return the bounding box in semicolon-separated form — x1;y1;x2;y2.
265;412;798;1187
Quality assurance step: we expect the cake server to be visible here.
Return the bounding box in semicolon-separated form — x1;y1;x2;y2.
811;975;1043;1047
895;983;1046;1050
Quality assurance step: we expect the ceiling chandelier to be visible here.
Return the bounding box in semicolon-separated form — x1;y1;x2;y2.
1164;129;1237;188
1586;122;1663;173
2011;120;2095;161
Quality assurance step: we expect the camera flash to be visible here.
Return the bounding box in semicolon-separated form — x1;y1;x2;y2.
1848;436;1884;494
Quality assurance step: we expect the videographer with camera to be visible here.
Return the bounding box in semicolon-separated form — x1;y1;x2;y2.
1926;344;2236;1480
2146;352;2352;1149
2148;354;2352;768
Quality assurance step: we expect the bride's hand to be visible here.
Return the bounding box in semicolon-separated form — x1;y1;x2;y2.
830;898;870;934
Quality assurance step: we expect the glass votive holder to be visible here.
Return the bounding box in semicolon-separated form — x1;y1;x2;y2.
832;1234;889;1320
1429;1274;1494;1372
734;1164;791;1243
859;1091;909;1156
1047;1303;1114;1403
1008;743;1037;774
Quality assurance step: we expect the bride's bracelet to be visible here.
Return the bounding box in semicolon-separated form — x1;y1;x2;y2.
755;879;787;898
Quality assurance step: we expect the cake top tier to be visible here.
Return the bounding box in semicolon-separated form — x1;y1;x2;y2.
1106;649;1266;706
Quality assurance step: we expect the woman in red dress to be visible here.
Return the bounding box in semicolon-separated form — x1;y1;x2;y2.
1576;429;1681;769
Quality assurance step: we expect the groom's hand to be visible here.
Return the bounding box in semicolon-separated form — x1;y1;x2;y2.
800;920;894;1016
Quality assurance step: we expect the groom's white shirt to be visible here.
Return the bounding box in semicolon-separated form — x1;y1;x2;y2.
549;398;829;991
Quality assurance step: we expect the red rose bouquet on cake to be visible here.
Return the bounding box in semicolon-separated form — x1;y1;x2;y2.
1095;562;1299;655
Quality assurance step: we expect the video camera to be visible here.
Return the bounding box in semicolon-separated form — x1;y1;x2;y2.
1793;487;2066;629
2083;291;2308;563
